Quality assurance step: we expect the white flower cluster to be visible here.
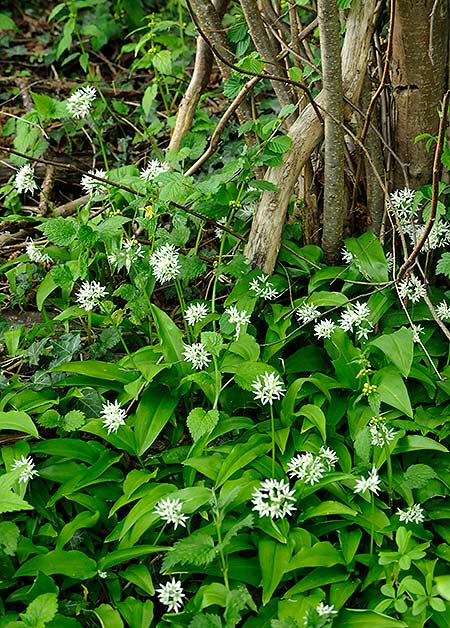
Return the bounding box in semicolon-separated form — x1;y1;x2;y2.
396;503;425;525
436;301;450;320
339;301;373;340
341;246;354;265
26;239;51;264
15;163;38;194
11;455;39;483
369;418;397;447
297;302;320;326
314;319;336;340
156;578;185;613
249;274;279;300
251;478;296;519
140;159;170;182
398;275;426;303
66;85;97;119
108;238;143;273
389;188;450;251
182;342;210;370
225;305;251;338
236;200;257;221
154;497;188;529
354;465;381;496
149;243;181;284
76;280;108;311
100;400;127;434
288;447;338;485
80;168;108;196
214;216;228;239
411;324;424;343
252;371;286;405
184;302;209;326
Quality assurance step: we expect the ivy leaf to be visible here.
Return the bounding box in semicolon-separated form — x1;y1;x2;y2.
49;333;82;368
38;217;78;246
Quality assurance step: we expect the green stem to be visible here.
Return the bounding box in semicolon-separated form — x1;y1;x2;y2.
212;354;222;410
87;310;92;344
212;496;229;590
270;404;276;477
175;278;191;341
385;442;393;508
369;493;375;557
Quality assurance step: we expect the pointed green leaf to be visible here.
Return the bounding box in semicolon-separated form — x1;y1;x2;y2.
375;367;413;417
0;410;39;437
134;387;178;455
15;550;97;579
259;537;291;604
369;328;413;377
93;605;123;628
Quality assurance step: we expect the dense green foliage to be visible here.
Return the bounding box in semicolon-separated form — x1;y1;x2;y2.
1;2;450;628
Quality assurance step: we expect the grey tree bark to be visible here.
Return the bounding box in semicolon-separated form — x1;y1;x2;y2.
391;0;449;189
244;0;378;273
317;0;345;262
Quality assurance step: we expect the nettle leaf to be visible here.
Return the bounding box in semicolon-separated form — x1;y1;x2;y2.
158;172;193;203
436;252;450;278
152;49;172;74
189;615;222;628
187;408;220;442
266;135;292;154
0;521;20;556
403;464;437;489
0;487;33;514
38;217;78;246
201;331;224;356
162;533;216;571
62;410;86;432
20;592;58;628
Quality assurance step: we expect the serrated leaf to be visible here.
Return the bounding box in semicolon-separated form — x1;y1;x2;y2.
38;217;78;246
158;172;193;203
201;331;224;356
20;592;58;628
152;49;171;74
436;252;450;278
223;73;245;98
61;410;85;432
162;533;216;571
0;487;33;514
267;135;292;154
187;408;220;442
142;83;157;115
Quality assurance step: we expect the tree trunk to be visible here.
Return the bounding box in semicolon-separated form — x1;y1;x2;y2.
318;0;345;262
391;0;449;189
245;0;378;273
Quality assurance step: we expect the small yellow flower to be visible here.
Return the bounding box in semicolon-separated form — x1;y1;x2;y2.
143;205;154;218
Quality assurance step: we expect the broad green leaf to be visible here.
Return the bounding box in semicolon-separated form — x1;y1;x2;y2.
215;433;271;487
301;501;358;520
298;404;327;440
134;387;178;455
0;521;19;556
259;538;291;604
0;488;33;514
287;542;344;571
15;550;97;579
56;510;100;549
402;464;437;489
375;367;413;417
93;605;123;628
0;410;39;437
32;439;101;464
98;545;167;570
152;49;171;74
51;360;135;384
287;566;349;595
121;565;154;595
333;609;407;627
116;598;154;628
369;328;413;377
47;450;122;506
435;575;450;601
20;593;58;628
187;408;219;442
344;232;389;282
394;435;448;454
142;84;157;115
267;135;292;154
150;304;185;364
0;13;18;29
